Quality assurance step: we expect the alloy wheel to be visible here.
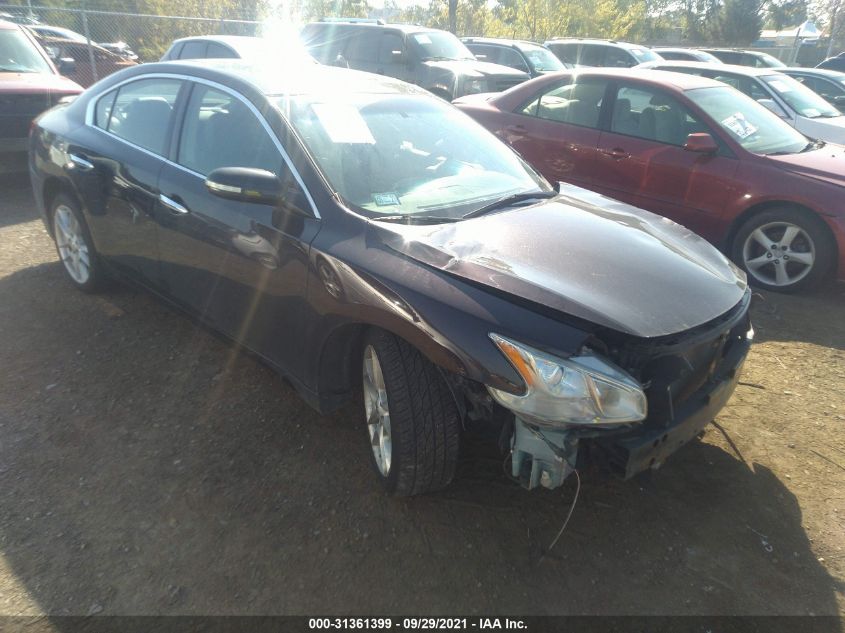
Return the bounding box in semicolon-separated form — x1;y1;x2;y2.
53;204;91;285
742;221;815;288
363;344;392;476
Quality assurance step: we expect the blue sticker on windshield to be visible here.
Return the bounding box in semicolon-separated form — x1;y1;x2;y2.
373;193;400;206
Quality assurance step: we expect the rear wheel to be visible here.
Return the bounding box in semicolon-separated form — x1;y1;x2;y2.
361;329;460;496
51;194;106;293
731;208;835;293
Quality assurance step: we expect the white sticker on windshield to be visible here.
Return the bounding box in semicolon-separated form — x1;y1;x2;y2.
768;80;792;93
415;34;432;44
311;103;375;144
804;108;821;118
373;193;400;206
721;112;757;139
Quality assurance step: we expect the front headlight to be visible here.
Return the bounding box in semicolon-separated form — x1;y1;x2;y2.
488;333;647;427
463;78;485;95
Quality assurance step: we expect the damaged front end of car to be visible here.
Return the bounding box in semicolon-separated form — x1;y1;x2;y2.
490;293;753;490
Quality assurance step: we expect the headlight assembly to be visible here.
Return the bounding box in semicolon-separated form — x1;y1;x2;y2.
488;333;647;427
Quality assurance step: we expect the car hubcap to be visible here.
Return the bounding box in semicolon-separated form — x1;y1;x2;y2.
53;205;90;285
363;345;392;477
742;221;815;287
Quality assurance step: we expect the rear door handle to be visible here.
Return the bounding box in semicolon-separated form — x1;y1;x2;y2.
601;147;629;160
68;153;94;171
159;193;189;215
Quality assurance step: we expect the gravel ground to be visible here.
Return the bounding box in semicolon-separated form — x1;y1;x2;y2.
0;173;843;616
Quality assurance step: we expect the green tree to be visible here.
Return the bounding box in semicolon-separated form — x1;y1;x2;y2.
719;0;764;43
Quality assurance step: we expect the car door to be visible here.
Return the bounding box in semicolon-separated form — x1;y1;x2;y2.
343;30;381;74
792;74;845;111
155;81;320;371
75;77;184;285
594;82;739;239
495;76;609;188
376;31;412;82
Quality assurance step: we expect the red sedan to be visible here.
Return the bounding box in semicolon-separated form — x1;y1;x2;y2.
455;68;845;293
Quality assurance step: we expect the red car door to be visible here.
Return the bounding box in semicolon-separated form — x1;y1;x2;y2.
594;83;740;241
492;77;609;189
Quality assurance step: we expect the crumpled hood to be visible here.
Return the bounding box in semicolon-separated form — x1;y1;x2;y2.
796;115;845;145
0;71;82;94
765;141;845;187
422;59;527;79
375;186;748;338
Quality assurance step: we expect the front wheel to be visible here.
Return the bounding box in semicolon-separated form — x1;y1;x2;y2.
361;329;460;496
731;208;835;293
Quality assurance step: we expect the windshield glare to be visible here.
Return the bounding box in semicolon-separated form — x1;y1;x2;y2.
410;32;474;61
0;29;52;73
277;93;550;218
760;74;840;118
686;85;809;155
522;45;563;72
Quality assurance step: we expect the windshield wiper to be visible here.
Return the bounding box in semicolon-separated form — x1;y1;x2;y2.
371;214;460;225
461;190;557;220
0;66;34;73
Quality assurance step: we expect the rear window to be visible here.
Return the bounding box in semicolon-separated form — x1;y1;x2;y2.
101;78;181;155
179;40;207;59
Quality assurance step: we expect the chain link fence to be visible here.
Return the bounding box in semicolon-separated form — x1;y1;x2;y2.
1;3;263;86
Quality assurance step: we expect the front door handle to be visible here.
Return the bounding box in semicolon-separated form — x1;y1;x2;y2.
601;147;629;160
159;193;189;215
505;124;526;133
68;153;94;171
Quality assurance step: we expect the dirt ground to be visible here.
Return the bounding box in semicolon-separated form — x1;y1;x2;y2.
0;172;843;617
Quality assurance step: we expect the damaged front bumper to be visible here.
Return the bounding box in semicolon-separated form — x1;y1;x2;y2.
509;306;752;490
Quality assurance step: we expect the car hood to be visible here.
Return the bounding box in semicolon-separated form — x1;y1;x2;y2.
423;59;528;78
765;141;845;187
796;114;845;144
0;71;82;94
375;185;747;338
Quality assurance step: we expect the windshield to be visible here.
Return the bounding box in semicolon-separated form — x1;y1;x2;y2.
521;44;564;72
686;86;808;155
630;47;662;63
760;74;840;118
410;31;474;61
276;93;550;219
0;29;52;73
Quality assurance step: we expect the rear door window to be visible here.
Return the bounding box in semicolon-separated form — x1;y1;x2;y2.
179;40;208;59
579;44;605;66
550;42;578;64
206;42;237;58
467;44;498;63
106;78;182;155
521;77;608;128
345;32;380;64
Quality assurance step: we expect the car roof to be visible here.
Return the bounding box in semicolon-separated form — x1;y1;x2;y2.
0;19;18;30
642;60;778;77
462;37;544;49
305;21;441;34
782;66;845;78
173;35;263;47
544;38;644;49
144;59;431;97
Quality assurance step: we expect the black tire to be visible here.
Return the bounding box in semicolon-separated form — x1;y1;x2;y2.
50;193;107;293
361;329;460;496
730;207;835;294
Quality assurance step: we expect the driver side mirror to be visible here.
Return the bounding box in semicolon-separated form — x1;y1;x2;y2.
684;132;718;154
206;167;284;206
57;57;76;74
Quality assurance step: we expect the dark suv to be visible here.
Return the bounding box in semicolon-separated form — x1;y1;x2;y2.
462;37;568;77
544;38;663;68
301;20;529;99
